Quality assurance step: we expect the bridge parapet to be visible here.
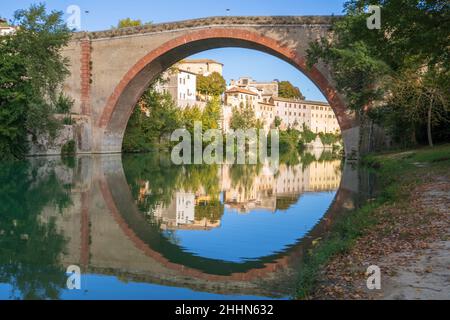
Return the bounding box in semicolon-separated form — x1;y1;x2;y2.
72;15;338;40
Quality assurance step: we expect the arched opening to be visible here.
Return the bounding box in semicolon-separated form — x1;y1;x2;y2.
97;28;355;153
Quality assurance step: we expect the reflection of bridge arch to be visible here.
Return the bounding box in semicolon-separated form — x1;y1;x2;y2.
97;165;355;283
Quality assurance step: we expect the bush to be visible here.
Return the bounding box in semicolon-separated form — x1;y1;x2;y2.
300;124;317;144
318;132;340;146
61;140;76;155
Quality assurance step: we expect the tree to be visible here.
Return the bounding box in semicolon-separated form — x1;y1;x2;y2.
180;105;203;135
115;18;152;29
306;0;449;147
122;86;181;152
274;116;282;128
230;104;257;130
196;72;226;98
0;4;71;159
201;96;221;130
278;81;305;100
0;46;30;158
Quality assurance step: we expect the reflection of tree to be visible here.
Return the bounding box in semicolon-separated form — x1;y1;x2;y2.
276;196;299;211
179;164;221;199
299;152;316;170
279;149;301;167
230;164;261;195
123;153;182;214
0;161;72;300
195;199;224;223
123;154;223;219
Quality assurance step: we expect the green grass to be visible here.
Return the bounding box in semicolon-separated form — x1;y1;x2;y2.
295;144;450;299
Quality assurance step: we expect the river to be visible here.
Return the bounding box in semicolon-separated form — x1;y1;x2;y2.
0;149;371;300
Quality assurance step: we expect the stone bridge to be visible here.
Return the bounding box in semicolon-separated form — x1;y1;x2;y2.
61;16;360;157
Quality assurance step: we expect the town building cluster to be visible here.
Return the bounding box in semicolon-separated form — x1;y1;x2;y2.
156;59;341;134
140;156;342;230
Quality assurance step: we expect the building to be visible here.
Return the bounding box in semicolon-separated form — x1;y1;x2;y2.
156;58;340;135
178;59;223;76
256;101;275;131
230;77;278;102
156;68;197;109
0;18;15;36
272;97;339;133
224;78;340;134
224;87;259;109
272;97;311;130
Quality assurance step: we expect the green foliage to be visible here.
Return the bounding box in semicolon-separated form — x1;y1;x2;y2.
230;105;257;130
122;87;181;152
196;72;226;98
55;93;74;125
300;124;317;144
0;160;72;299
61;140;76;155
296;144;450;298
318;132;340;146
274;116;282;128
55;93;74;115
278;81;305;100
115;18;152;28
180;104;203;135
201;96;221;130
279;129;301;153
306;0;449;146
195;199;224;223
0;45;30;159
0;4;71;159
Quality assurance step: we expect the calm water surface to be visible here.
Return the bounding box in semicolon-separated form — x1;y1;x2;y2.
0;150;363;300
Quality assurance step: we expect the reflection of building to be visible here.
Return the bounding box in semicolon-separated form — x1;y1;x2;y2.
221;159;342;213
153;192;222;230
144;157;342;224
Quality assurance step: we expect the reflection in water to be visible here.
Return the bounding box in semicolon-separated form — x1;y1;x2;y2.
0;159;72;299
128;152;342;263
0;150;363;299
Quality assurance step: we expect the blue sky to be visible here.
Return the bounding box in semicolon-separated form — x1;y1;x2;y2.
2;1;348;101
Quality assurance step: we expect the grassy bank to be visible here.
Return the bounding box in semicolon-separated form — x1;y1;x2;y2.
295;144;450;299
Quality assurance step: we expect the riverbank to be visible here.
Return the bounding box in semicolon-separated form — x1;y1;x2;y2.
295;144;450;299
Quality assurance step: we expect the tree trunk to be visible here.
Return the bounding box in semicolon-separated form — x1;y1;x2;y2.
427;98;433;147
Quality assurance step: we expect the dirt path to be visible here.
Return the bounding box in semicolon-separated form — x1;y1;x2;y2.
312;175;450;300
381;177;450;299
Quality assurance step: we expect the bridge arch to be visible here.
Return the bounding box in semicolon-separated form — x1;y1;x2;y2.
96;28;357;154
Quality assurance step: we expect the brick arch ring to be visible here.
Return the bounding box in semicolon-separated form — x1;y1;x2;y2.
98;28;354;144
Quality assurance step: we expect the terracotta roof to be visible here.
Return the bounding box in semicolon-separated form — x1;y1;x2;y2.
302;100;330;106
172;67;198;76
180;59;224;66
272;96;330;106
225;87;258;96
258;101;275;106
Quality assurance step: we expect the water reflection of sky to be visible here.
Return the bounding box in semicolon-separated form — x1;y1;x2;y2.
165;191;336;263
0;276;285;300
